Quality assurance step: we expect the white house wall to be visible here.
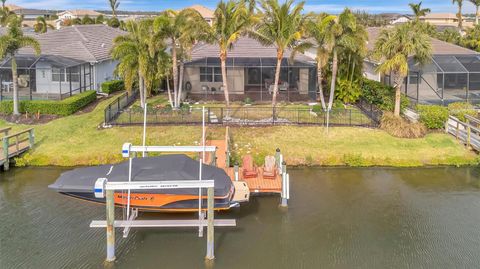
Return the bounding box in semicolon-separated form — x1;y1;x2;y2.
184;66;244;94
35;62;80;94
94;60;118;91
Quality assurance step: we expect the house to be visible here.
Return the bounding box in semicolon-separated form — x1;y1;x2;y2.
0;25;125;100
364;27;480;105
13;8;58;21
182;5;214;25
418;13;474;28
183;37;316;101
390;15;411;25
56;10;104;28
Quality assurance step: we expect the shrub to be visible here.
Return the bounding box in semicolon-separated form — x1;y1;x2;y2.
361;78;409;112
244;97;253;105
447;102;477;122
417;104;449;129
101;80;124;94
0;90;97;116
380;112;427;138
336;79;361;104
311;104;323;113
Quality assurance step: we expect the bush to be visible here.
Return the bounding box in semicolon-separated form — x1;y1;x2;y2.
361;78;409;112
0;90;97;116
417;104;449;129
336;79;361;104
447;102;477;122
380;112;427;138
101;80;124;94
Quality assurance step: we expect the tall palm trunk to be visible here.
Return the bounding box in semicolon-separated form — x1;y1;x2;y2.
171;39;178;108
458;5;463;29
11;56;19;116
393;73;403;117
476;5;479;25
177;61;184;106
138;71;145;109
326;49;338;133
316;60;326;110
166;75;173;107
272;49;283;107
220;50;230;107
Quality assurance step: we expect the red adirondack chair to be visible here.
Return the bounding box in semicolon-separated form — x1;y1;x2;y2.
262;156;277;179
242;155;258;178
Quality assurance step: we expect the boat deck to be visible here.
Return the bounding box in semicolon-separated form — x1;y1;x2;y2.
206;138;282;195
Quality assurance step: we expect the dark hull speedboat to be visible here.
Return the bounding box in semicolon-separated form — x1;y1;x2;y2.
49;154;240;212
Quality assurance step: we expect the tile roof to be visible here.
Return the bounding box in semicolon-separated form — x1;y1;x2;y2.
420;13;458;20
184;5;214;19
366;27;478;56
3;25;125;63
190;36;315;63
58;9;104;17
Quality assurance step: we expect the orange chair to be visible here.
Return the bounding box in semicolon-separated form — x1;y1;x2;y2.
262;156;277;179
242;155;258;178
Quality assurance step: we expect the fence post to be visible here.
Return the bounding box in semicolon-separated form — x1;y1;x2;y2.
129;109;132;124
456;121;459;139
220;108;224;124
467;118;471;149
28;129;34;148
3;137;9;170
349;109;352;126
208;107;211;124
272;107;276;125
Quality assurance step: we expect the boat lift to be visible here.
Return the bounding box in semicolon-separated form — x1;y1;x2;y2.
90;107;236;262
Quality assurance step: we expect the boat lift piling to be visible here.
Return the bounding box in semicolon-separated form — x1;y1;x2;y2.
276;149;290;208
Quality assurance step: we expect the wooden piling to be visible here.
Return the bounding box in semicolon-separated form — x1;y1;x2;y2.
106;189;116;262
2;137;8;171
205;187;215;260
280;162;288;207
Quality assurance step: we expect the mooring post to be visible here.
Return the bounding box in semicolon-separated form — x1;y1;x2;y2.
205;187;215;260
280;161;288;207
2;137;9;171
234;163;239;181
28;129;34;148
106;189;116;262
467;118;471;149
275;148;281;167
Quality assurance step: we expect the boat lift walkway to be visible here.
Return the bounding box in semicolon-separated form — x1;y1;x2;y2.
0;127;34;170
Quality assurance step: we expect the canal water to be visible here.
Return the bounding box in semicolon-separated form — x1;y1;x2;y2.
2;167;480;268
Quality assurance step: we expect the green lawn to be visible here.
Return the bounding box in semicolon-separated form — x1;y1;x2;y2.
0;96;477;167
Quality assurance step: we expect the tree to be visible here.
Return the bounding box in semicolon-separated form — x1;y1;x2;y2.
112;20;166;108
0;6;16;26
373;22;432;117
109;0;120;18
153;8;207;108
461;25;480;51
81;15;94;25
1;0;5;9
409;2;431;21
0;17;41;115
453;0;464;29
108;17;120;28
251;0;310;107
96;14;105;24
203;0;250;108
33;16;54;33
469;0;480;25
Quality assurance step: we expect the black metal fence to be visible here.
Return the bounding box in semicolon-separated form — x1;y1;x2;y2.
108;105;378;127
356;98;383;125
104;90;139;125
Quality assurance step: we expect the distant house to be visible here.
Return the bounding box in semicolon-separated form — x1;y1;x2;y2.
13;8;58;21
419;13;473;27
182;5;214;25
390;15;411;25
364;27;480;105
0;25;125;100
183;37;316;101
56;10;104;28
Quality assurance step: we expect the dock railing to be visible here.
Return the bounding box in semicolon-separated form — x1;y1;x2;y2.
1;128;34;170
445;115;480;151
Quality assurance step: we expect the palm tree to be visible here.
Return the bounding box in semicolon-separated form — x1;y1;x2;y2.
409;2;431;21
203;0;250;107
112;20;162;108
33;16;54;33
1;0;6;9
153;8;207;108
251;0;310;107
109;0;120;18
0;17;41;115
373;22;432;117
453;0;464;29
469;0;480;25
0;6;16;26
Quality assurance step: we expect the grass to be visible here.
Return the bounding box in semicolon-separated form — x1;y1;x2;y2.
0;96;478;167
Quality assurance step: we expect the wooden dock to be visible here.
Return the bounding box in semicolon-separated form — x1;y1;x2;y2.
205;127;283;195
0;127;35;170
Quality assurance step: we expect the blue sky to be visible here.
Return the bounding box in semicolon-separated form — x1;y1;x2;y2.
11;0;479;14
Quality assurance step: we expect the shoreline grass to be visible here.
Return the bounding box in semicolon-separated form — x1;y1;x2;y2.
0;96;477;168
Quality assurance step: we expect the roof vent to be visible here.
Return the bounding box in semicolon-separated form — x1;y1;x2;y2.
101;43;106;48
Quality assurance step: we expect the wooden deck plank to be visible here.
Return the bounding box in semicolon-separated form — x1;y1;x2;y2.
226;167;282;194
0;141;31;162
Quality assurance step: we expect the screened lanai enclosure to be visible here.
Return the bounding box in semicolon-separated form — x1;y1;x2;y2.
0;54;94;101
395;55;480;105
183;57;317;102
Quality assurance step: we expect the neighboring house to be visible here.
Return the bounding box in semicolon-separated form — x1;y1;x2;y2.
182;5;214;25
0;25;125;100
184;37;316;101
419;13;474;28
56;10;104;29
364;27;480;105
390;15;411;25
13;8;58;21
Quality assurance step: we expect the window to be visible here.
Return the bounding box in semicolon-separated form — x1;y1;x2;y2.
200;67;222;82
52;67;80;82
